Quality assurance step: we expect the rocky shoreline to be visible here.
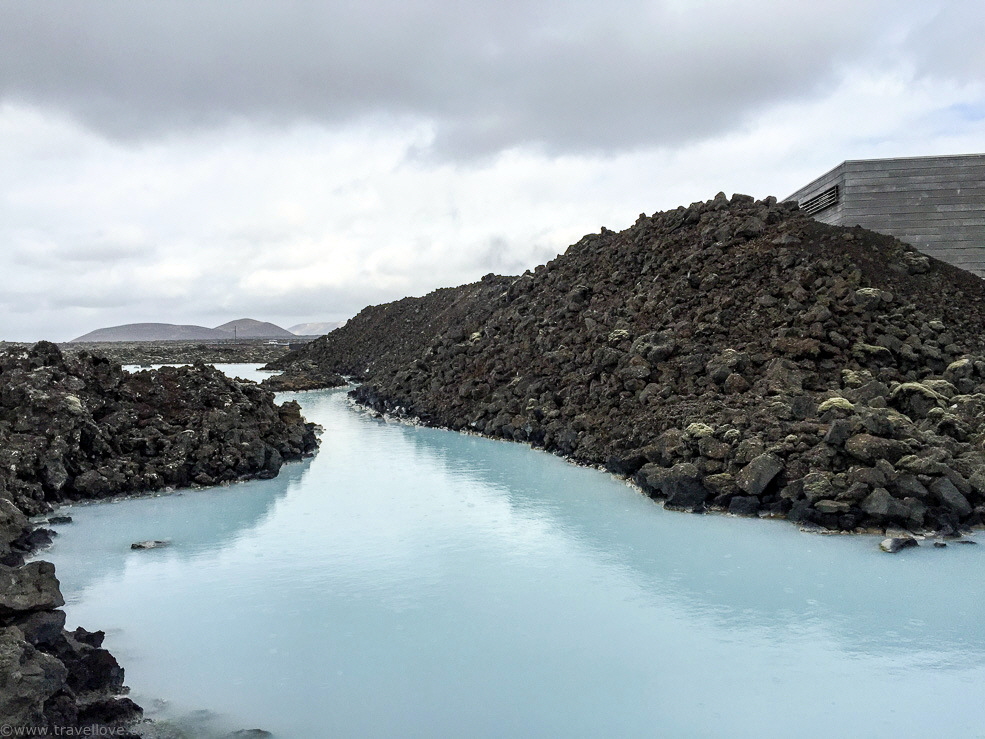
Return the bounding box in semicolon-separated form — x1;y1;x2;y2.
0;342;318;731
2;338;313;369
279;193;985;543
60;338;299;367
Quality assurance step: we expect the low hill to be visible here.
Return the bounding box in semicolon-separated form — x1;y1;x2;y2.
71;318;293;342
71;323;231;342
275;191;985;538
215;318;294;339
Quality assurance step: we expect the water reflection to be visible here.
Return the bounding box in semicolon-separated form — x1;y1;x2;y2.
49;458;313;600
41;387;985;738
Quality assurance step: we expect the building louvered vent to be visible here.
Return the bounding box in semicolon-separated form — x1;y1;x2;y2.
799;185;839;216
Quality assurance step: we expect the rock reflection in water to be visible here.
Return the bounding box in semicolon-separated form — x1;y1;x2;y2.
43;387;985;739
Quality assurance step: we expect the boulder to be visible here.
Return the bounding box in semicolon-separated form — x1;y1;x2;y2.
735;453;783;496
661;464;712;513
929;477;973;518
0;626;68;725
801;472;834;502
0;561;64;617
727;496;761;516
845;434;910;465
0;499;31;563
880;537;919;553
854;288;885;310
814;499;851;515
891;475;931;502
131;540;171;550
10;610;67;647
860;488;910;522
888;383;946;419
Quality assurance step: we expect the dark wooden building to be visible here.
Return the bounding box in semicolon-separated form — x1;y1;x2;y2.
786;153;985;276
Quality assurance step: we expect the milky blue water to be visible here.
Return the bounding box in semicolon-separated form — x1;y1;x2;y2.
41;368;985;738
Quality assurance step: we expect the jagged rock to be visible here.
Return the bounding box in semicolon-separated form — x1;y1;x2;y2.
735;454;783;496
0;561;65;617
0;343;318;516
636;463;711;512
76;697;142;727
801;472;834;502
814;499;851;515
880;537;919;553
0;626;68;726
0;341;320;730
131;540;170;550
10;610;67;647
0;499;31;565
823;419;854;447
661;464;712;513
260;362;345;391
890;475;931;502
861;488;909;522
929;477;973;517
845;434;910;465
728;496;761;516
888;382;946;419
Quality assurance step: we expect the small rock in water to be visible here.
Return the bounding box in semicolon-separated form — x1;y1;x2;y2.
956;539;978;545
880;537;918;553
933;540;947;548
46;515;73;525
224;731;273;738
131;540;171;550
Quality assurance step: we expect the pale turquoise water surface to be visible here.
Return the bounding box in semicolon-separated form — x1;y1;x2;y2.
41;367;985;738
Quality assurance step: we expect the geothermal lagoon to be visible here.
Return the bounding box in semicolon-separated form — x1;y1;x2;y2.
40;367;985;738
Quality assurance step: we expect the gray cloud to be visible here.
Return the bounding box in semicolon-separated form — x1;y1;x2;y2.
2;1;982;343
1;0;962;157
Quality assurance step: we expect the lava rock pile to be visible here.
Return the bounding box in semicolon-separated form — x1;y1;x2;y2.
0;341;318;730
319;192;985;537
0;342;317;517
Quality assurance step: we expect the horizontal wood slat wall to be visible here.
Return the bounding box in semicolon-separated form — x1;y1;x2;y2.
786;154;985;277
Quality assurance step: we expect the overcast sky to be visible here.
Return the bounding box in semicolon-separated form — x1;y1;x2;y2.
2;1;983;341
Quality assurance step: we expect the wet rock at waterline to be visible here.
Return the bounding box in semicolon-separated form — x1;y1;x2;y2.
0;561;64;616
260;360;345;391
880;537;919;553
0;345;320;730
0;342;318;517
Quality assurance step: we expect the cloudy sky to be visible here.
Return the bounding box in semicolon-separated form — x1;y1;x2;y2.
2;1;983;341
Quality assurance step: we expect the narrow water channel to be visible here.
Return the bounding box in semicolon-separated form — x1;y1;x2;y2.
41;370;985;738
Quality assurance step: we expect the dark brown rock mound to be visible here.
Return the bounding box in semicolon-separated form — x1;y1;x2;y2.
0;341;319;731
261;361;346;392
0;342;318;517
266;274;514;386
345;192;985;537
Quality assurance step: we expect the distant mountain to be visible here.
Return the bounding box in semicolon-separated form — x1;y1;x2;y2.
71;318;294;343
287;321;344;336
71;323;232;342
214;319;294;339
